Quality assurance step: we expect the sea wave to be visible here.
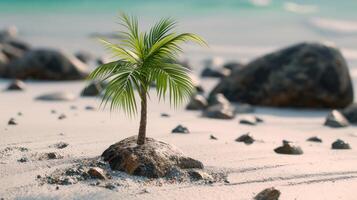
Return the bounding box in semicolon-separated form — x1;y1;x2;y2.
309;17;357;34
249;0;271;7
284;2;318;14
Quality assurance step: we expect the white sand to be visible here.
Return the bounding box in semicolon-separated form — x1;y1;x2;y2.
0;79;357;200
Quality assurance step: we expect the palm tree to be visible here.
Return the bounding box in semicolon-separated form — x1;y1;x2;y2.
89;13;206;145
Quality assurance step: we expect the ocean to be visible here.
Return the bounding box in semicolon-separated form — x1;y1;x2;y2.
1;0;357;68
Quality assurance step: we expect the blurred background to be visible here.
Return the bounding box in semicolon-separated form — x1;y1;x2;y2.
1;0;357;68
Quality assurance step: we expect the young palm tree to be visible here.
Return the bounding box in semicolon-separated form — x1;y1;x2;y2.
89;13;206;145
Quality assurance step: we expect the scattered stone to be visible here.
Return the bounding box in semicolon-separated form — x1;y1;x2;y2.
18;157;28;163
37;175;41;179
51;110;57;114
255;116;264;123
6;79;26;90
324;110;349;128
40;152;63;160
85;106;95;110
341;103;357;124
210;135;218;140
2;49;89;80
58;114;66;120
88;167;107;180
8;118;17;125
17;112;22;116
36;92;76;101
306;136;322;143
254;187;281;200
331;139;351;150
235;103;255;114
161;113;170;117
172;125;190;134
50;142;69;149
70;105;77;110
101;136;203;178
210;42;353;108
81;81;102;97
235;133;255;145
239;118;257;126
186;94;208;110
274;141;303;155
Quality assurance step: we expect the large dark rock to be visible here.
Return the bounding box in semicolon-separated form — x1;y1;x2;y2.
81;81;103;97
2;49;89;80
204;93;235;119
324;110;349;128
186;94;208;110
341;103;357;124
101;136;203;178
274;141;303;155
6;79;26;91
210;43;353;108
331;139;351;150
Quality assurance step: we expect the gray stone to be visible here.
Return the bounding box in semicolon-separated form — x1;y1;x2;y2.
172;125;190;133
210;135;218;140
203;104;235;119
274;141;303;155
306;136;322;143
8;118;17;125
58;114;66;120
186;94;208;110
210;42;353;108
324;110;349;128
3;49;89;80
36;92;76;101
101;136;203;178
81;81;102;97
6;79;26;91
235;133;255;145
254;187;281;200
188;169;213;181
332;139;351;150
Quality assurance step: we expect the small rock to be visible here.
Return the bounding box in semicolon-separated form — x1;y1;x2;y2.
88;167;107;180
41;152;63;160
36;92;76;101
274;141;303;155
6;79;26;91
51;142;69;149
172;125;189;133
17;112;22;116
255;116;264;123
56;186;59;190
70;105;77;110
210;135;218;140
37;175;41;179
331;139;351;150
188;169;213;181
85;106;95;110
235;133;255;145
51;110;57;114
81;81;102;97
105;183;116;190
58;114;66;120
186;94;208;110
239;118;256;126
324;110;349;128
306;136;322;143
254;187;281;200
8;118;17;125
161;113;170;117
18;157;28;163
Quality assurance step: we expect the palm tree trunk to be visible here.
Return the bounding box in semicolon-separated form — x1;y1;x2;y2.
137;89;147;145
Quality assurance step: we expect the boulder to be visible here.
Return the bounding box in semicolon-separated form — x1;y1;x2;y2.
331;139;351;149
203;104;235;119
186;94;208;110
81;81;103;97
6;79;26;91
324;110;349;128
341;103;357;124
87;167;107;180
208;93;231;106
101;136;203;178
35;92;76;101
172;125;190;133
254;187;281;200
274;141;303;155
2;49;89;80
210;43;353;108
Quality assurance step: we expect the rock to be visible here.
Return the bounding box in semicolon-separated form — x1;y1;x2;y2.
189;74;204;94
201;67;229;78
81;81;103;97
210;42;353;108
324;110;349;128
274;141;303;155
58;114;66;120
341;103;357;124
208;93;231;106
105;183;116;190
8;118;17;125
239;118;257;126
235;133;255;145
203;104;235;119
172;125;189;133
188;169;213;181
85;106;95;110
51;142;69;149
210;135;218;140
186;94;208;110
2;49;89;80
36;92;76;101
41;152;63;160
254;187;281;200
223;62;244;71
161;113;170;117
18;157;28;163
236;103;255;114
331;139;351;149
75;51;94;64
306;136;322;143
88;167;107;180
101;136;203;178
17;112;22;116
6;79;26;91
255;116;264;123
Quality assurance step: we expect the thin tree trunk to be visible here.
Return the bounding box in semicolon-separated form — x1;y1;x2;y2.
137;89;147;145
